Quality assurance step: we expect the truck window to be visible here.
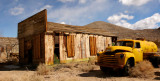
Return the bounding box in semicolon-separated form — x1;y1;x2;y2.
117;41;133;47
135;42;140;48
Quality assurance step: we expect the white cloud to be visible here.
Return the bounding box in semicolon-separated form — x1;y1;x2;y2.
79;0;86;4
40;5;52;10
58;0;75;3
9;6;24;16
60;22;66;24
48;0;107;25
133;13;160;29
107;13;134;24
119;0;151;6
107;13;160;30
33;5;53;14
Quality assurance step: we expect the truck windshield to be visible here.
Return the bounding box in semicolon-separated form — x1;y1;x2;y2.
116;41;133;47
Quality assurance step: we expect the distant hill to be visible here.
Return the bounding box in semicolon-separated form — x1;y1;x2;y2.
86;21;160;42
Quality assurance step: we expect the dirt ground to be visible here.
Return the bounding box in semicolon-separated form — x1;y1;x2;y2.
0;62;159;81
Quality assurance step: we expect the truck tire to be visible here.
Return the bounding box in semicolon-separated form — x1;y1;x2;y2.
150;56;160;68
123;60;131;75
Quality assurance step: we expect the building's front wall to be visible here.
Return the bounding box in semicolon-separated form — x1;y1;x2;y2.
19;33;45;65
59;32;112;64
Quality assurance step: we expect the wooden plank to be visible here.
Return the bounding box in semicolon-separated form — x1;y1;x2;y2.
45;34;54;65
74;34;82;59
67;35;75;57
81;35;86;58
90;36;97;56
40;33;45;59
86;35;90;58
18;9;47;38
94;37;97;55
19;38;24;58
72;35;75;56
59;33;68;63
33;35;40;59
106;37;112;47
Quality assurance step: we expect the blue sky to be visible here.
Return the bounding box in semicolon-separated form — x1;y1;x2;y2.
0;0;160;37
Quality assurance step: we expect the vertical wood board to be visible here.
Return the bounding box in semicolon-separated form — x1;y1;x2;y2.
45;34;54;65
19;38;24;58
59;33;68;62
33;35;40;59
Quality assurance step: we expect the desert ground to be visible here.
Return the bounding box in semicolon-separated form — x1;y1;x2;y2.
0;49;159;81
0;60;159;81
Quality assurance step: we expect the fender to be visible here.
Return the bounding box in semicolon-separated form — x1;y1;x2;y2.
123;52;135;65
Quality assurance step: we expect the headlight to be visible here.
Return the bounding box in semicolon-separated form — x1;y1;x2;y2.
97;53;100;56
120;54;124;59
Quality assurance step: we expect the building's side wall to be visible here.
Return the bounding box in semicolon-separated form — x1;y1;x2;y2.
59;33;112;63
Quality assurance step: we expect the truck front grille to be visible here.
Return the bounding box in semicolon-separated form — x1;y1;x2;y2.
99;54;118;65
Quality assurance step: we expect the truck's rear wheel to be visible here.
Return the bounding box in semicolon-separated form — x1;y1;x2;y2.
150;56;160;68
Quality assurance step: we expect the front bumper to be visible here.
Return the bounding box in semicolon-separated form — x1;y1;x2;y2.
95;62;124;69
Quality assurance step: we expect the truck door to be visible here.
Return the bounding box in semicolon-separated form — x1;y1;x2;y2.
133;42;143;63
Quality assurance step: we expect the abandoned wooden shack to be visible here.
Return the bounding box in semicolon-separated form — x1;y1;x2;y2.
18;9;116;65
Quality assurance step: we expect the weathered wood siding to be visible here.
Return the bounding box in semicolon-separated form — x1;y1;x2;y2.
96;36;106;53
59;33;112;63
106;37;112;47
45;34;54;65
67;35;75;57
33;35;40;59
18;10;47;38
90;36;97;56
19;38;24;64
59;33;68;63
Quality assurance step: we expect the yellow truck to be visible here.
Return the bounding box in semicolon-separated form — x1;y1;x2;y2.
96;39;160;74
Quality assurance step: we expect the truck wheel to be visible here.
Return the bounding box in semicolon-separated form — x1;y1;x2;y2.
150;56;160;68
123;60;131;75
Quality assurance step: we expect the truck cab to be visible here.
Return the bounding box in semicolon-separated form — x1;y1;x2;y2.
96;39;158;73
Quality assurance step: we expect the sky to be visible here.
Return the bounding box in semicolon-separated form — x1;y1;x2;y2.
0;0;160;37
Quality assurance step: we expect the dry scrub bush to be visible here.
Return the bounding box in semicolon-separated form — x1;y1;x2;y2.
129;60;154;78
78;62;95;72
36;63;52;75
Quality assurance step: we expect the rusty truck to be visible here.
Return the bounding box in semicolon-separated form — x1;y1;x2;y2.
96;39;160;74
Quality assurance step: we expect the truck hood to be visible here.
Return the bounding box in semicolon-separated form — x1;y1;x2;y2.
106;46;132;52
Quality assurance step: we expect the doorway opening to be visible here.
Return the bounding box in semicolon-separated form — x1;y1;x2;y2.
54;33;60;64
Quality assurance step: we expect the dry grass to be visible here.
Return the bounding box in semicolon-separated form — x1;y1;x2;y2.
0;72;44;81
36;63;52;75
53;61;97;72
129;60;154;78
